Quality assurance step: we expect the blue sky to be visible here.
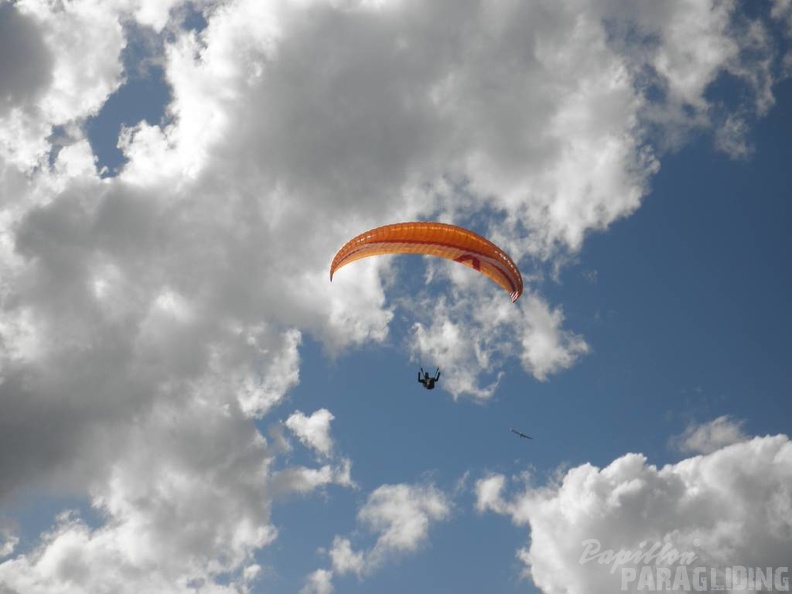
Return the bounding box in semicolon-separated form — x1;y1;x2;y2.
0;2;791;594
258;80;792;594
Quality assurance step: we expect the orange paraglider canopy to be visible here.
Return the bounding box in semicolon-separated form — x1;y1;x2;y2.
330;222;523;302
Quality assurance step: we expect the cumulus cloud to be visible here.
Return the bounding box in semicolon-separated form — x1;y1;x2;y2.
0;387;356;592
0;3;53;116
0;510;266;594
477;434;792;594
0;526;17;559
328;536;366;577
276;409;354;494
0;395;277;592
301;568;334;594
410;288;588;398
285;409;336;457
602;0;780;150
713;112;754;159
671;415;749;454
270;458;354;497
773;0;792;67
359;483;451;563
0;1;128;168
305;482;451;592
475;473;510;515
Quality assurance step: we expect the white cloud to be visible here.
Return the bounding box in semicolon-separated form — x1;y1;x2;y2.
647;0;739;108
307;482;451;591
0;511;267;593
475;474;510;515
329;536;365;577
0;1;126;168
477;434;792;594
360;483;451;562
410;294;507;399
671;415;749;454
301;568;334;594
0;526;17;559
0;3;53;115
276;409;354;494
0;396;278;592
0;387;356;592
773;0;792;66
237;328;302;418
713;112;754;159
270;458;354;497
410;288;588;398
286;409;336;457
600;0;781;150
518;293;590;381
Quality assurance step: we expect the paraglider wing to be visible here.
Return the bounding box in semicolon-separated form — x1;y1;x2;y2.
330;222;523;302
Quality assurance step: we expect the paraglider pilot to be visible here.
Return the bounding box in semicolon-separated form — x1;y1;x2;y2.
418;367;441;390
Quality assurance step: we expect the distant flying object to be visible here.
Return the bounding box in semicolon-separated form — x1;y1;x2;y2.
330;221;523;302
510;428;532;440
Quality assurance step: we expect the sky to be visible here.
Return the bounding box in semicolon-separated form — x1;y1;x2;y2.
0;1;791;593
